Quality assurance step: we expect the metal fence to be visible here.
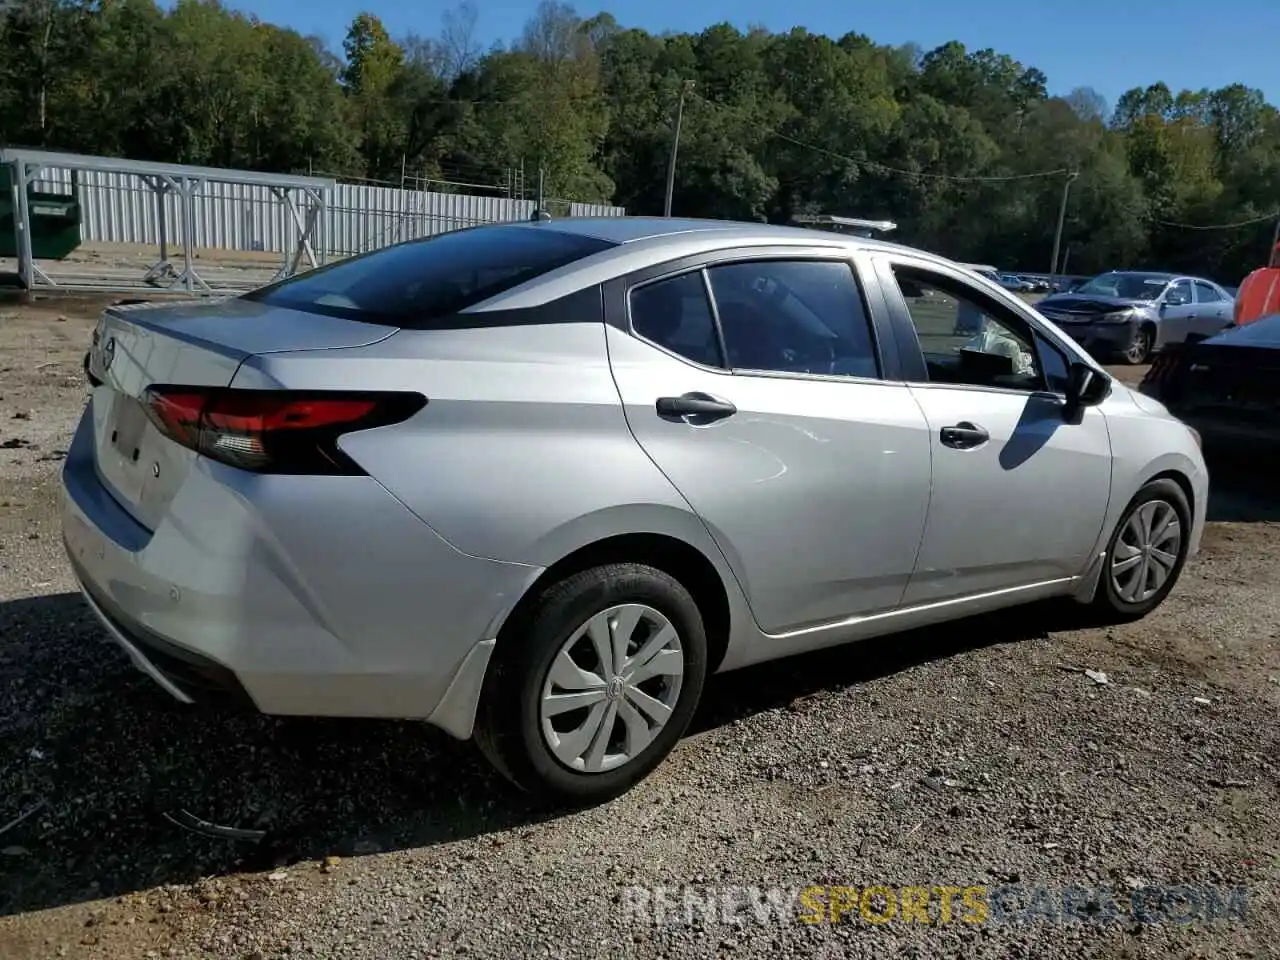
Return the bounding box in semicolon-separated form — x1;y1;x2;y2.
31;168;625;259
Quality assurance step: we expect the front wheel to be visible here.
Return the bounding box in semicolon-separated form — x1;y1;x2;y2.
1121;326;1153;365
1093;478;1191;621
474;563;708;806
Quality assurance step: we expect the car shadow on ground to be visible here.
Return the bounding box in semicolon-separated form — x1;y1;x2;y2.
5;450;1277;917
0;589;1109;917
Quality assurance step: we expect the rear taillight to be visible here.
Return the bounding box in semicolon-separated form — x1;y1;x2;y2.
142;387;426;474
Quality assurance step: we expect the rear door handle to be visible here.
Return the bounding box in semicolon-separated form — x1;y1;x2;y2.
939;421;989;449
656;392;737;423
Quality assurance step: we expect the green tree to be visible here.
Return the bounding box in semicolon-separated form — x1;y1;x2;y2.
341;12;406;177
3;1;1280;280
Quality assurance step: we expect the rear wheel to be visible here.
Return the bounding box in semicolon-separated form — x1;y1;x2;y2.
1093;478;1191;620
474;563;707;805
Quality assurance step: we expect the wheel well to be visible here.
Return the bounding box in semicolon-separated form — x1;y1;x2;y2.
499;534;732;671
1147;469;1195;518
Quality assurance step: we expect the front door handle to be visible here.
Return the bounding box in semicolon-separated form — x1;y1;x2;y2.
939;421;989;449
656;392;737;423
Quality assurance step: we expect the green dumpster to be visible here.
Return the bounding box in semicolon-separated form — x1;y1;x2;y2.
0;165;83;259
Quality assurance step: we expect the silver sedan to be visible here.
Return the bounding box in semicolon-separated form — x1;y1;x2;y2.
63;217;1209;804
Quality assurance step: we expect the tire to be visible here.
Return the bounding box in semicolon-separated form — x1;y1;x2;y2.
1093;478;1192;621
1121;325;1153;365
474;563;708;806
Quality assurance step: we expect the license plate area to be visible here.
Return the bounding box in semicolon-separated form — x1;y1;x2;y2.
111;397;149;462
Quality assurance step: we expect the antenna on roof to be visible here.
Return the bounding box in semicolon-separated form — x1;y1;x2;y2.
790;214;898;238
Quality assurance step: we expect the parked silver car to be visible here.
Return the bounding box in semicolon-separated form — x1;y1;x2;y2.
997;273;1035;292
63;218;1209;804
1036;270;1235;364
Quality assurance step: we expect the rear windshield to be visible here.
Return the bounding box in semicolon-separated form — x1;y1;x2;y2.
243;225;616;326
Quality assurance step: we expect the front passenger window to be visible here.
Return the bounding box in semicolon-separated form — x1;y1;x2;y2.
890;265;1046;392
1166;281;1192;306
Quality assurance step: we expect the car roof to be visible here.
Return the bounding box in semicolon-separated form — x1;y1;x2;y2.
1097;270;1177;279
1096;270;1227;286
469;217;940;311
517;215;877;246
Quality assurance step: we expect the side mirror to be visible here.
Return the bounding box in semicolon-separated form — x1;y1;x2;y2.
1064;362;1110;419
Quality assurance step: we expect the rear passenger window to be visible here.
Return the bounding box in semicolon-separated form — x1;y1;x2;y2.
629;273;724;367
707;260;878;379
1194;281;1222;303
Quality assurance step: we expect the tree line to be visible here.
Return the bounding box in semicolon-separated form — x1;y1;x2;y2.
2;0;1279;281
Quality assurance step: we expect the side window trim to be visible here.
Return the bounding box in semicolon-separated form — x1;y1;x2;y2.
874;253;1072;397
699;269;732;369
625;268;729;372
1033;331;1073;397
615;246;900;383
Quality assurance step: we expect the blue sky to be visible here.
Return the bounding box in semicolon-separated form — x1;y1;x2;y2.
232;0;1279;110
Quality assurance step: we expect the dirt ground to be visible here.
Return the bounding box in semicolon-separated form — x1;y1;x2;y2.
0;296;1277;959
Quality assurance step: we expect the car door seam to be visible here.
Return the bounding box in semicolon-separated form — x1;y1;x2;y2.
900;382;936;605
600;323;764;631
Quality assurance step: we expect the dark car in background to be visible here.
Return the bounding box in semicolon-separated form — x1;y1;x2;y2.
1140;312;1280;449
1035;270;1235;364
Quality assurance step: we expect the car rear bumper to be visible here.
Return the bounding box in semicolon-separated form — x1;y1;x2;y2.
71;563;254;706
60;405;538;735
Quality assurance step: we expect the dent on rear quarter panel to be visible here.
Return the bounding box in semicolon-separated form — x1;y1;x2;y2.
234;323;703;566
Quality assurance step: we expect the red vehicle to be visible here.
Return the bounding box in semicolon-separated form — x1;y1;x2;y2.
1233;242;1280;327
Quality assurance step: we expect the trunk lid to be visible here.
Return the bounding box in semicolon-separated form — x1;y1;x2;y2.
87;297;397;531
1167;341;1280;424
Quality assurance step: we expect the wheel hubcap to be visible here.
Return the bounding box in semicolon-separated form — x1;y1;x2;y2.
539;603;685;774
1128;333;1148;362
1110;499;1182;603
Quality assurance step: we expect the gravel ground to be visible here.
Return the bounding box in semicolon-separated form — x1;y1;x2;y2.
0;296;1277;959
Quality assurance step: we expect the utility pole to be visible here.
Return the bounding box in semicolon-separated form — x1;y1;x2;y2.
663;80;695;218
1049;170;1079;283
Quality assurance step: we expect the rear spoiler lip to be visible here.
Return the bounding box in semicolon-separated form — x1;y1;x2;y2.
100;305;252;363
